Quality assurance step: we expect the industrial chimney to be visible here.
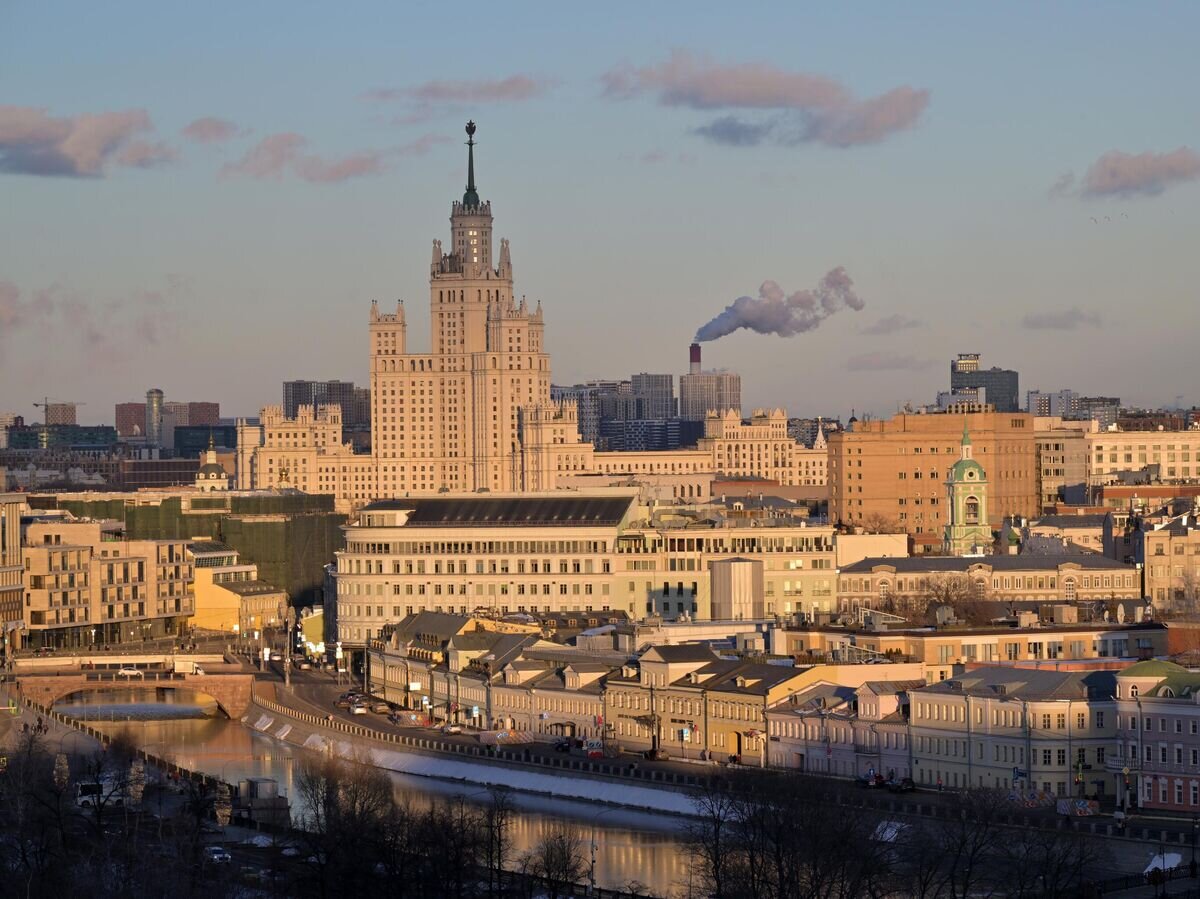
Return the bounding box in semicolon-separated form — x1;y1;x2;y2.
689;342;701;375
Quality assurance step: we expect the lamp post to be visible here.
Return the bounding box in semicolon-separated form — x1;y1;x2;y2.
1191;813;1198;877
588;806;621;895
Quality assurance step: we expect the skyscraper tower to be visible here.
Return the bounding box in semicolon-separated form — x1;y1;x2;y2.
369;122;557;495
145;388;164;447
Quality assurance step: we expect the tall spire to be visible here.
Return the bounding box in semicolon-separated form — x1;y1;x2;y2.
961;416;973;459
463;120;479;209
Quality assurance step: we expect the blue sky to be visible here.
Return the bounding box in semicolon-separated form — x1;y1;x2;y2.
2;2;1198;424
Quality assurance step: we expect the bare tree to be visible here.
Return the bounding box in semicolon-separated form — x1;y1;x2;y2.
531;822;586;899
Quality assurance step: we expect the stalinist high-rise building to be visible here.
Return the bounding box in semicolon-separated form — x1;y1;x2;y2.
371;120;556;494
238;122;591;506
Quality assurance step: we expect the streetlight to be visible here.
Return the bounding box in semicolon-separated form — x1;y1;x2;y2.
1191;813;1198;878
588;806;622;895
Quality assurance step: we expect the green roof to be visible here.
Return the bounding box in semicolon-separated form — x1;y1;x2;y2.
1120;659;1187;678
950;458;986;480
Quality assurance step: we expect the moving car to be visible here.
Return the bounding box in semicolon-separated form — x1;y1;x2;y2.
116;667;143;678
441;723;463;735
349;702;368;715
371;701;390;714
553;739;571;753
205;846;232;864
644;749;668;761
886;777;916;793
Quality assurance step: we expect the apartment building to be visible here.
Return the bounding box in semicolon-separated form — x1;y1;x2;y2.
334;492;838;649
906;666;1117;795
21;516;194;648
828;411;1038;550
1087;430;1200;486
696;409;827;487
1112;660;1200;812
1138;510;1200;610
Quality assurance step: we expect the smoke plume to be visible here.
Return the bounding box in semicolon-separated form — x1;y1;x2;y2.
694;267;865;342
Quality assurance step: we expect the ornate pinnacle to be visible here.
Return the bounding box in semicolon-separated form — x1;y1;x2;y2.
463;121;479;209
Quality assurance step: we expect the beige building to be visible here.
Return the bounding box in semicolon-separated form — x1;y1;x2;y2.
1140;510;1200;610
774;617;1165;672
839;554;1141;612
1034;416;1093;510
20;516;194;649
696;409;826;487
187;541;287;634
1087;429;1200;486
0;493;23;650
334;492;838;649
829;411;1039;551
907;666;1118;796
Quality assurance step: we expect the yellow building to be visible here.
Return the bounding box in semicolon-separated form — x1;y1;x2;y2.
187;541;287;634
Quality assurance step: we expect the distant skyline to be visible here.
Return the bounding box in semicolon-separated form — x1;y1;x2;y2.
2;2;1199;426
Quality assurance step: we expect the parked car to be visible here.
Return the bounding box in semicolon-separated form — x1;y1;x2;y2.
350;702;368;715
886;777;916;793
204;846;232;864
371;701;390;714
116;667;143;678
441;723;463;735
856;774;885;788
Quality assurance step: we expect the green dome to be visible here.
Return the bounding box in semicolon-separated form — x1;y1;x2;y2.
1120;659;1186;678
949;458;986;481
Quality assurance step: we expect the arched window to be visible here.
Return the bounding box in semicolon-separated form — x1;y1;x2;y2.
1131;685;1139;698
965;496;980;524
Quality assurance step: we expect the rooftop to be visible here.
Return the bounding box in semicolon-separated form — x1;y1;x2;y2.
843;554;1132;574
361;495;634;528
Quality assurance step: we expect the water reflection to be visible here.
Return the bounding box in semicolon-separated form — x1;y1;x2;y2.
55;689;691;896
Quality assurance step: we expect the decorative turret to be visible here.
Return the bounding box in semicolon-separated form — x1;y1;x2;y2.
498;237;511;277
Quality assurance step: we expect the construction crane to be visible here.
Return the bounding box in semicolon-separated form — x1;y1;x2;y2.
31;397;87;448
32;397;87;422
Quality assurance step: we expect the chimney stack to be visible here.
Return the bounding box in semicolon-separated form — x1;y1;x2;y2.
689;342;701;375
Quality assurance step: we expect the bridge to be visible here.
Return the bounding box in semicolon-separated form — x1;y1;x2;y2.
13;672;255;719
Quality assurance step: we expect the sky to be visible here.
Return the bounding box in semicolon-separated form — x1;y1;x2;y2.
2;2;1199;426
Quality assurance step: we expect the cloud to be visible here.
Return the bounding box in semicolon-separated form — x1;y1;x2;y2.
0;105;169;176
220;133;386;183
627;149;697;165
845;351;931;372
695;267;865;342
859;313;922;335
1077;147;1200;198
1021;307;1102;330
0;278;185;365
181;117;241;143
376;74;550;103
117;140;177;168
397;133;452;157
603;51;929;148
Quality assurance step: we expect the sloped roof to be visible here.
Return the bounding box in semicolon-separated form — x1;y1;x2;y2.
925;666;1116;702
362;495;633;528
643;644;720;663
843;554;1132;574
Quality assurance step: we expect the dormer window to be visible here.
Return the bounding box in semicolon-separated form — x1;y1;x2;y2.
1131;685;1139;698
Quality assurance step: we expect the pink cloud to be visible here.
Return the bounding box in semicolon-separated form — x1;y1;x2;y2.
1080;147;1200;198
117;139;177;168
220;133;387;183
181;116;241;143
603;51;928;148
365;75;550;104
0;105;163;176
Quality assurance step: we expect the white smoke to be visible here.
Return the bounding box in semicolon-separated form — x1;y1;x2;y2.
694;267;865;342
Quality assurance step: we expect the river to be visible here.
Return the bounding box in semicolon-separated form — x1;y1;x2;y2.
52;688;693;896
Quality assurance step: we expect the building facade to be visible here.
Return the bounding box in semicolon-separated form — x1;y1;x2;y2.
679;343;741;422
828;411;1039;549
334;493;838;648
951;354;1019;413
20;516;194;648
